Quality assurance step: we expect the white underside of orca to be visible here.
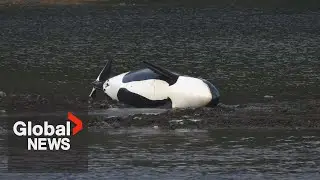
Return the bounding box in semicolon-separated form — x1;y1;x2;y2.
103;73;213;108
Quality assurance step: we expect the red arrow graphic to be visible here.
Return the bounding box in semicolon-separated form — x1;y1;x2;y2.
68;112;83;135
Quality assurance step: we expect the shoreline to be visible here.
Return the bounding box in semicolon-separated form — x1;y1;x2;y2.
1;93;319;129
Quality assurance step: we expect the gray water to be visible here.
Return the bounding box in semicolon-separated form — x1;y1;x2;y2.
0;3;320;179
1;129;320;179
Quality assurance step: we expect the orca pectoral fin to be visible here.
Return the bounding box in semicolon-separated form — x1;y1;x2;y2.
142;61;179;85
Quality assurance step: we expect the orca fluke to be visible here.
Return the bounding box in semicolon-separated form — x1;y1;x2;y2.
89;59;112;99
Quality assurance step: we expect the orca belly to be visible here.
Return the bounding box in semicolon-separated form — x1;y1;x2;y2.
117;80;172;108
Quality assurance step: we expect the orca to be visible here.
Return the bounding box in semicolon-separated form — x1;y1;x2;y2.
89;60;220;109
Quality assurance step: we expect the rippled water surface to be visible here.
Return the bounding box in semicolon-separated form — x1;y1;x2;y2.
0;3;319;179
1;129;320;179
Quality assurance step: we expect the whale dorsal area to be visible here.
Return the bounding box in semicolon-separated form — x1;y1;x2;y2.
122;61;180;86
142;61;179;86
122;68;161;83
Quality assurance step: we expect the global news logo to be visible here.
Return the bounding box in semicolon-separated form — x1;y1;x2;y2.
12;112;83;151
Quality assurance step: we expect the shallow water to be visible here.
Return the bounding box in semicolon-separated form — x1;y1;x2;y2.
0;3;319;179
1;129;320;179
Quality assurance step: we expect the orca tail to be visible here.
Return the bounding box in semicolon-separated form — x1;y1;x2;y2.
89;60;112;99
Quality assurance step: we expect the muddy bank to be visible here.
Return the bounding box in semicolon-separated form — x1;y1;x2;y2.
88;99;320;129
1;93;319;129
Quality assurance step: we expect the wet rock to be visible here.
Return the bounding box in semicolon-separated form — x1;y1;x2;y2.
169;119;185;129
264;95;274;99
112;121;121;129
218;103;240;111
169;119;184;125
99;103;107;109
133;116;142;120
0;91;6;98
186;119;207;128
188;119;202;122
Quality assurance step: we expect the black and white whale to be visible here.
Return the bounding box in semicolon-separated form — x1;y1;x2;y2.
89;60;220;109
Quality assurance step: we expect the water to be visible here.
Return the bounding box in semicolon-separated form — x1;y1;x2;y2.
1;129;320;179
0;2;320;179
